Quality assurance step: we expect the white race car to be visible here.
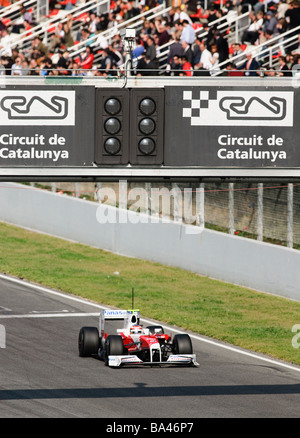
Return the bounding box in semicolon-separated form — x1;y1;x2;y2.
78;309;198;367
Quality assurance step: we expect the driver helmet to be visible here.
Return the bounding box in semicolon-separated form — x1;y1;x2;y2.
130;325;143;334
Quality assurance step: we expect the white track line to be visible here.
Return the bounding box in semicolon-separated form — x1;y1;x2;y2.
1;273;300;373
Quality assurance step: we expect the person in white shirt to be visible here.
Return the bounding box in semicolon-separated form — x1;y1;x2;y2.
173;6;193;25
0;29;12;57
209;44;220;74
277;0;289;19
88;12;98;34
198;41;212;70
11;57;23;76
241;10;264;45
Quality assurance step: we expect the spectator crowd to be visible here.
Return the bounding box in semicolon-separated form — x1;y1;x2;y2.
0;0;300;77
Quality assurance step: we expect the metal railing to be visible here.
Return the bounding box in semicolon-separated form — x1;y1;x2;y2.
212;25;300;76
0;0;110;56
140;8;252;74
2;1;298;79
67;3;170;60
0;0;37;21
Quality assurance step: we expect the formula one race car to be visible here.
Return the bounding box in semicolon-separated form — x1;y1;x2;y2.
78;309;198;367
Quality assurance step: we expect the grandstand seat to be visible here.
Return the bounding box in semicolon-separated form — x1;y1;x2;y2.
58;0;77;5
228;70;244;76
272;50;281;59
192;23;203;30
0;0;11;7
190;7;208;22
47;25;56;33
74;12;89;22
47;9;60;17
229;43;247;55
2;18;11;27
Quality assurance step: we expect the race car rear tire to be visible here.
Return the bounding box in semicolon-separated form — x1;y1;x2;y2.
172;334;193;355
78;326;100;357
147;325;164;334
105;335;125;366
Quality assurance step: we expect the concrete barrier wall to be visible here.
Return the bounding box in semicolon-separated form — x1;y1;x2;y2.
0;182;299;301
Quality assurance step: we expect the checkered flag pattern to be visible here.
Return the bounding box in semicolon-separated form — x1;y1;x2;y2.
182;90;211;121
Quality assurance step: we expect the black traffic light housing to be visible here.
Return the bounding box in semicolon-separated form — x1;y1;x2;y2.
129;88;164;165
95;88;130;165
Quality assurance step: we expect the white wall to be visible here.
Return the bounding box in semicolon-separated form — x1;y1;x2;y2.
0;182;299;301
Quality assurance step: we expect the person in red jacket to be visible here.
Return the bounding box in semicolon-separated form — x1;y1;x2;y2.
78;46;94;70
180;55;193;76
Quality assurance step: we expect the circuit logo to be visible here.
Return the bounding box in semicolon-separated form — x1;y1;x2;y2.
219;96;286;121
1;96;68;120
0;90;75;125
182;90;294;127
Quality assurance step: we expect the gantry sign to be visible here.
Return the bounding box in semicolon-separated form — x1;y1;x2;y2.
0;86;95;167
0;78;299;181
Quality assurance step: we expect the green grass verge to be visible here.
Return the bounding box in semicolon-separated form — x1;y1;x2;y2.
1;221;300;365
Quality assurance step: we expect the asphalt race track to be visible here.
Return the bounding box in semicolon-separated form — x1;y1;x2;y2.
1;274;300;419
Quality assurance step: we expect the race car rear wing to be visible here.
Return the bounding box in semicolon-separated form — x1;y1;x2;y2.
99;309;140;339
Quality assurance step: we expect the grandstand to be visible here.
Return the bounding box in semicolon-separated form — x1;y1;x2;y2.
0;0;299;76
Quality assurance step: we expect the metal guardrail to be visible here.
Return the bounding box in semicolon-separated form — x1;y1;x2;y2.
0;73;295;87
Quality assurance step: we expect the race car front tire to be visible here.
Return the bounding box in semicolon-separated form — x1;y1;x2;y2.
105;335;125;366
172;334;193;355
78;326;100;357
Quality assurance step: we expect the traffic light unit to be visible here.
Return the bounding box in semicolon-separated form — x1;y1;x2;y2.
129;88;164;165
94;88;164;166
95;88;130;165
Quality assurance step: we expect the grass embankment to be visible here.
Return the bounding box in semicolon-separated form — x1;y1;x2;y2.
0;221;300;365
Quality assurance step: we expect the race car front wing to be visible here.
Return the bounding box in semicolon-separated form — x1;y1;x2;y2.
107;354;199;367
